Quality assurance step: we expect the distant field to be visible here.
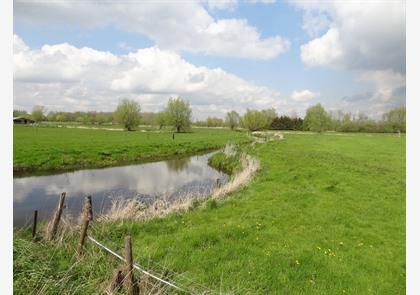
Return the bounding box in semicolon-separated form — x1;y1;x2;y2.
14;132;405;294
13;125;250;173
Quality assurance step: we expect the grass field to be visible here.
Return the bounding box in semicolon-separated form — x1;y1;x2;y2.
14;132;405;294
13;125;250;174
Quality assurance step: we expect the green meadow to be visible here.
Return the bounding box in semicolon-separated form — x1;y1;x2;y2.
13;131;405;294
13;125;250;174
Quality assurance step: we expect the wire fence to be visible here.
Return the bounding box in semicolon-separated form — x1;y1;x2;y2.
24;192;224;295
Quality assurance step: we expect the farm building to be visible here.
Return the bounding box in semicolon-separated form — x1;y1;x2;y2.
13;117;35;124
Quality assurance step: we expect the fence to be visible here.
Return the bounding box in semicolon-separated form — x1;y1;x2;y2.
28;192;216;294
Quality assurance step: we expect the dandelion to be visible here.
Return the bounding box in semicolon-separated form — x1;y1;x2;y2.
316;246;321;250
295;260;300;265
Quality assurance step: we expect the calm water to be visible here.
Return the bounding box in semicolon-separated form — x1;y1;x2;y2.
13;152;227;227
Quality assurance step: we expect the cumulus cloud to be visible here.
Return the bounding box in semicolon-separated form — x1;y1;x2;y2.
291;89;319;102
14;0;289;59
207;0;238;11
13;35;288;118
293;0;406;73
290;0;405;116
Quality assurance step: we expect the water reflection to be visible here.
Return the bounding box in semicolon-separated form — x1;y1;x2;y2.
165;157;191;172
13;152;227;227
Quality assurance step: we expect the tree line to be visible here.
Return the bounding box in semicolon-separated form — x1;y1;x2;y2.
14;99;405;133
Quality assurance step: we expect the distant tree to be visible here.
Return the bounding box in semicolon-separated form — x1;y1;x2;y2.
303;103;331;133
261;108;277;128
154;111;167;129
242;109;267;131
164;97;192;132
270;115;303;130
13;109;28;117
141;112;156;126
205;116;224;127
383;106;406;132
114;99;141;131
225;110;241;130
46;111;57;122
31;105;46;122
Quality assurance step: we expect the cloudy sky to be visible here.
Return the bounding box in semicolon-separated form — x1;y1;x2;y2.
13;0;405;119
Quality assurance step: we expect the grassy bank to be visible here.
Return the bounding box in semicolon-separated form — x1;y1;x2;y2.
207;145;243;175
14;133;405;294
13;125;249;174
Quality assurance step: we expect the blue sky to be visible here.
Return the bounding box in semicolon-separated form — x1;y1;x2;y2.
13;0;405;119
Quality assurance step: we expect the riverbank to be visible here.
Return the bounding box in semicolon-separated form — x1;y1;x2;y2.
14;132;405;294
14;126;250;175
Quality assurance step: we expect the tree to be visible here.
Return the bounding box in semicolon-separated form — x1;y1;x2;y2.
303;103;331;133
154;111;167;129
242;109;268;131
31;105;46;122
114;99;141;131
225;111;241;130
383;106;406;132
261;108;277;128
241;108;277;131
164;97;192;132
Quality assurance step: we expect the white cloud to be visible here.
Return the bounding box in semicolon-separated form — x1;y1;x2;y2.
14;0;289;59
359;70;406;103
291;89;320;102
13;35;288;118
207;0;237;11
290;0;405;116
293;0;405;73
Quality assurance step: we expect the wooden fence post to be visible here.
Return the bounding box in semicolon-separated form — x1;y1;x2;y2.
83;195;93;221
108;268;124;293
47;192;66;240
32;210;38;239
77;218;90;256
77;196;92;256
124;236;138;295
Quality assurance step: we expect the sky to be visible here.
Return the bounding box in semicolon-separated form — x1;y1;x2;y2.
13;0;406;119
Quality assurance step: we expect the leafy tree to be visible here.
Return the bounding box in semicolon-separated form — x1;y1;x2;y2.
303;103;331;133
154;111;168;129
261;108;277;128
205;116;224;127
114;99;141;131
383;106;406;132
31;105;46;122
270;115;303;130
242;108;277;131
164;97;192;132
225;111;241;130
242;109;267;131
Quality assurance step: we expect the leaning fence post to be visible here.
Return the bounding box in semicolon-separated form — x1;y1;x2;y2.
124;236;138;295
47;192;66;240
77;196;92;256
32;210;38;239
83;195;93;221
108;267;124;293
77;218;90;256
